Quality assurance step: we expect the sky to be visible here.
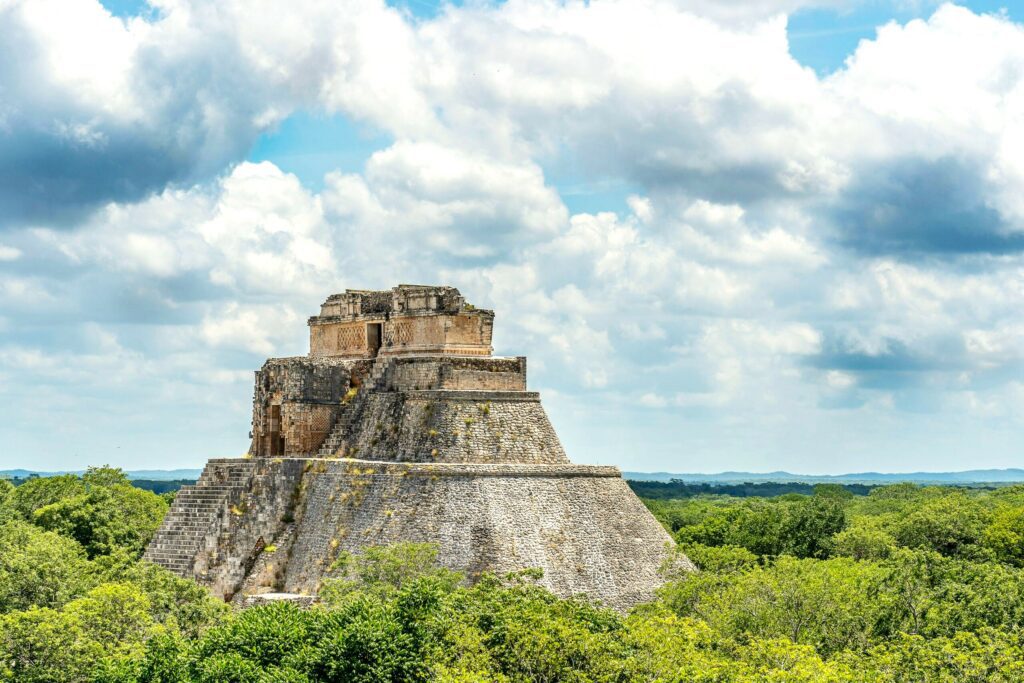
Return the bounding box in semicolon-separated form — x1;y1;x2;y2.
0;0;1021;475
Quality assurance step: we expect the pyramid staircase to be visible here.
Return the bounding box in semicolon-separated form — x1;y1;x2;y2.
316;357;393;457
144;459;257;577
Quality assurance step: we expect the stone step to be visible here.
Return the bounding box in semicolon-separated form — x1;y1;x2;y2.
155;520;216;527
160;519;219;527
148;564;191;574
145;549;196;558
146;562;191;570
175;494;229;501
152;529;211;537
148;546;202;554
145;555;192;565
152;529;206;536
163;511;223;518
149;545;203;553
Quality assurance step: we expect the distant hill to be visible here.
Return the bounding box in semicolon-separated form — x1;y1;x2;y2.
624;469;1024;484
0;468;203;481
5;467;1022;486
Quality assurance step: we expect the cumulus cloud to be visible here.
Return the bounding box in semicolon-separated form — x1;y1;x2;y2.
823;6;1024;255
2;0;1023;470
323;141;567;262
0;0;417;225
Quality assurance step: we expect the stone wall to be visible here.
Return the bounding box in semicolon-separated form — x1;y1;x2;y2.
191;458;305;600
278;458;677;611
340;390;568;464
250;357;370;456
309;311;494;359
309;322;369;359
384;356;526;392
149;455;684;610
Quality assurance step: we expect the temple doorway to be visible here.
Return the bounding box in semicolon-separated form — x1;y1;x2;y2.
367;323;382;357
268;404;284;456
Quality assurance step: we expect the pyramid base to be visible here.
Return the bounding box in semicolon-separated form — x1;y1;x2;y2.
148;457;686;612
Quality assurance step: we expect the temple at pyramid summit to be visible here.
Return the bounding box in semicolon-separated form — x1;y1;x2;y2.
145;285;688;609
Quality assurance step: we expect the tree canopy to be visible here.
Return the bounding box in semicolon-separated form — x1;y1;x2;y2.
1;470;1023;681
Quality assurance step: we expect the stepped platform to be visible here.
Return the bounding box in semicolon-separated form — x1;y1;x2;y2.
144;459;258;577
145;285;688;609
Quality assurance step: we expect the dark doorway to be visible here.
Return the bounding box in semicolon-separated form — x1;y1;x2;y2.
268;404;284;456
367;323;382;357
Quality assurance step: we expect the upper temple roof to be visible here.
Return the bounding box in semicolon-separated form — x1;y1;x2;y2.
312;285;488;321
307;285;494;359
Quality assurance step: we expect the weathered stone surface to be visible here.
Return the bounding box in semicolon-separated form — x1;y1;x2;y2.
241;593;316;609
146;285;691;610
284;458;673;610
309;285;494;359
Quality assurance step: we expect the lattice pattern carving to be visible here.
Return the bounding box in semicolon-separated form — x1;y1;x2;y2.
393;321;413;344
309;411;330;433
335;324;364;350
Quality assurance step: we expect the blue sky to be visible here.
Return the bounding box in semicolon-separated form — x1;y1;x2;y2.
1;0;1021;474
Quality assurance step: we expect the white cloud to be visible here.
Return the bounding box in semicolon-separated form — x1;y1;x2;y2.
55;161;336;296
2;0;1024;471
200;303;303;356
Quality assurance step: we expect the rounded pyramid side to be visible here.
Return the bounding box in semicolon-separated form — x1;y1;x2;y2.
281;459;684;611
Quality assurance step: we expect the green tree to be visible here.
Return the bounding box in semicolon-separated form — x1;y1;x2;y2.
0;607;94;683
34;483;168;558
983;506;1024;566
617;606;738;682
679;542;759;573
739;637;853;682
83;466;132;488
192;601;315;681
833;517;897;561
63;584;160;662
843;629;1024;682
781;495;847;558
0;480;14;523
8;475;86;519
443;573;624;683
893;493;990;557
0;520;92;613
728;502;787;556
662;556;884;656
110;558;228;638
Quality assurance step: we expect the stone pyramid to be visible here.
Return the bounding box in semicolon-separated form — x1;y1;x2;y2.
145;285;688;609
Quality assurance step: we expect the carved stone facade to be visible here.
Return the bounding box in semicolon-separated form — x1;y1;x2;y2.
309;285;494;359
145;285;690;611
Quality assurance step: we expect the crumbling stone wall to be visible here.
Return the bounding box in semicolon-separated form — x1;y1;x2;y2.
191;458;306;600
250;357;370;456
